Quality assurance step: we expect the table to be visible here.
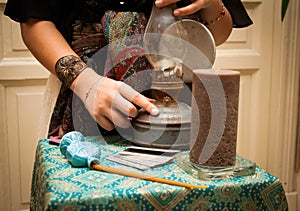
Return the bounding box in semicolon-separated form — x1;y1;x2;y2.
31;136;288;210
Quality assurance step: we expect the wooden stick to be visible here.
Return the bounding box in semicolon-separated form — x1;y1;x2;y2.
92;163;205;189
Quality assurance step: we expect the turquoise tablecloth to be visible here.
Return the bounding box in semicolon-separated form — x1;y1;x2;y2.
31;136;288;210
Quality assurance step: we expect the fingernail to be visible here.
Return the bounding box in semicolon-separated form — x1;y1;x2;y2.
155;0;162;6
151;108;160;116
174;10;180;16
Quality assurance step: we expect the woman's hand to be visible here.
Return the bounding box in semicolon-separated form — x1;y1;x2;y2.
92;78;158;131
72;68;159;131
155;0;233;45
155;0;215;17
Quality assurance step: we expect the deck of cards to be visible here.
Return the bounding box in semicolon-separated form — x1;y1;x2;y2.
107;146;180;170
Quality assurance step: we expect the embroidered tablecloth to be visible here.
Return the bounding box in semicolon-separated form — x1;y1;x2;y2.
31;136;288;210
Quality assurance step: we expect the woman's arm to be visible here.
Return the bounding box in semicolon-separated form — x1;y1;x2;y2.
156;0;233;46
20;19;76;75
20;19;159;131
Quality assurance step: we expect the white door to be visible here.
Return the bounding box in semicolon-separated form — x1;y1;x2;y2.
215;0;273;168
214;0;299;210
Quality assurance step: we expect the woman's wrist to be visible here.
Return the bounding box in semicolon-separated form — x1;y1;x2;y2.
54;55;105;104
200;3;225;26
71;67;105;104
55;55;88;88
198;0;225;26
197;0;233;45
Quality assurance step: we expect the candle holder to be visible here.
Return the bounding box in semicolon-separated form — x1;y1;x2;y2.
177;69;256;180
177;151;256;180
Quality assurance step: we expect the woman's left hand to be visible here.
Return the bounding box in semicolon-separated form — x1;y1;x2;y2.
155;0;217;16
155;0;233;45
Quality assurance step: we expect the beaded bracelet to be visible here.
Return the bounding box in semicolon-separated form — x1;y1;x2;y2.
55;55;88;88
84;77;104;104
199;3;226;26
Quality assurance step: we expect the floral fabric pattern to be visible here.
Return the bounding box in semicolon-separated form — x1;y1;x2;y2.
31;137;288;210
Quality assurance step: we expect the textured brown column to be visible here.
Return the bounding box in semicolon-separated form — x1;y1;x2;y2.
190;69;240;167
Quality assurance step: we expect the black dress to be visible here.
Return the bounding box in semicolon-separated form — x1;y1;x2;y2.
4;0;252;42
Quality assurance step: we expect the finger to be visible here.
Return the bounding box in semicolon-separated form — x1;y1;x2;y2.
119;83;159;116
133;97;156;111
94;106;131;129
118;83;140;101
94;115;115;131
146;97;156;103
112;92;139;118
155;0;180;7
100;107;131;128
111;109;132;128
132;94;160;116
174;4;202;16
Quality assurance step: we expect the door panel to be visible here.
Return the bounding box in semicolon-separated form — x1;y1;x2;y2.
213;0;272;168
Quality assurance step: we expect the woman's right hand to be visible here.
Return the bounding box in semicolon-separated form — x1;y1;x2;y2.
71;68;159;131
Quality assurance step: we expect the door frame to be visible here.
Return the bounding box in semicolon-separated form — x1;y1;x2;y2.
268;0;300;209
